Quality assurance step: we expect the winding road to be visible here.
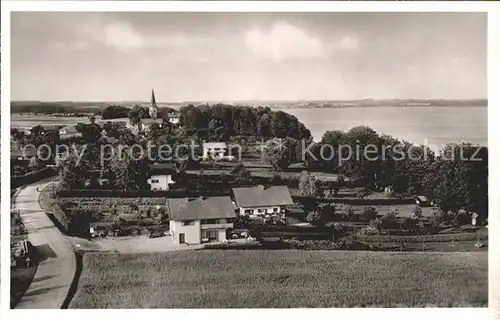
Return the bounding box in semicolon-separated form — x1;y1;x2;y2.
13;181;76;309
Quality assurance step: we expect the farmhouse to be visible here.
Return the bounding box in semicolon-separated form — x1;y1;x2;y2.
168;112;181;125
167;196;237;244
148;163;176;191
202;142;234;160
231;185;294;217
59;125;82;139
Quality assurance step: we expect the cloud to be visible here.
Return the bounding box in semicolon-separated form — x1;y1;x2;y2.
77;18;199;51
338;35;359;51
103;21;145;49
245;22;326;60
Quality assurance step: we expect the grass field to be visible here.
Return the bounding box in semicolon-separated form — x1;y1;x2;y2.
70;250;487;308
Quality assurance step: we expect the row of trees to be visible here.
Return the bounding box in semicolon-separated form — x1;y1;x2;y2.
262;126;487;217
103;105;177;121
179;104;311;140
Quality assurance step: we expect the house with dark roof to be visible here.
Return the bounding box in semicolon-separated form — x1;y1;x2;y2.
167;196;237;244
168;112;181;125
231;185;294;217
148;163;176;191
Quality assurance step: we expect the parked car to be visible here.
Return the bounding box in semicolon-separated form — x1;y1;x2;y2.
413;195;431;207
148;230;165;238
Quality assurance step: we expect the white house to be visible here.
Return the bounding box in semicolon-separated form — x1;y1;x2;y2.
148;163;176;191
168;112;181;125
167;196;237;244
231;185;294;217
59;125;82;139
202;142;231;160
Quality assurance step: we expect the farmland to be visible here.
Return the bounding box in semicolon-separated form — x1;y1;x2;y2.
11;113;129;131
69;250;487;308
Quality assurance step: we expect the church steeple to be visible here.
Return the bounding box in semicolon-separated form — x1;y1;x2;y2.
151;88;157;107
149;88;158;120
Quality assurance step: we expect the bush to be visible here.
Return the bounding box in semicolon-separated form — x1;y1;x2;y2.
378;210;400;229
343;205;355;221
331;222;347;238
358;225;379;236
413;205;423;218
356;189;371;199
360;206;378;222
283;238;371;251
429;209;445;228
401;216;418;231
369;218;383;229
306;210;324;226
307;204;339;226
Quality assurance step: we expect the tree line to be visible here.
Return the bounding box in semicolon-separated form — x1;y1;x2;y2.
179;104;311;140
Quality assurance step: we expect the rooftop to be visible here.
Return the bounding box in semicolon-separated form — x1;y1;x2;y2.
203;142;227;149
150;163;177;175
167;196;236;221
231;185;294;208
59;125;80;134
102;136;118;144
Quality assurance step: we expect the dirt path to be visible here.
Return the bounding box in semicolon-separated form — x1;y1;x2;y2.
13;182;76;309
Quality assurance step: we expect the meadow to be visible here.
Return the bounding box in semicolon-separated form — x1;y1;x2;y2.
11;114;128;131
69;250;487;308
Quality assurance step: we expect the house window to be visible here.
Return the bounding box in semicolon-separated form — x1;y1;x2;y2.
244;209;253;214
201;219;218;225
273;208;279;213
151;179;159;183
182;220;194;226
257;209;263;214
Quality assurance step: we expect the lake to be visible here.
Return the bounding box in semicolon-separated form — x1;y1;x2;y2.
284;107;487;147
11;106;488;148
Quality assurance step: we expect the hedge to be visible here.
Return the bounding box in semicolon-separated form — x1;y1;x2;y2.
353;232;487;243
251;225;334;241
11;167;56;189
57;189;231;198
293;196;414;206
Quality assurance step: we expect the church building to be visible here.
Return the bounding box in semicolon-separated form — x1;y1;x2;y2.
127;89;165;133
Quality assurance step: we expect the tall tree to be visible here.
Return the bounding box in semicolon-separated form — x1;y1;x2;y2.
58;153;85;191
110;151;150;191
299;172;324;198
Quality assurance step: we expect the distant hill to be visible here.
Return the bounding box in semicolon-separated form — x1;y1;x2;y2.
11;99;487;114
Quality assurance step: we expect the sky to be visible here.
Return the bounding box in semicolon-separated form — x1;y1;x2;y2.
11;12;487;101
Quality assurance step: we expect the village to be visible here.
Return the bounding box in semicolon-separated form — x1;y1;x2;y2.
10;89;488;308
